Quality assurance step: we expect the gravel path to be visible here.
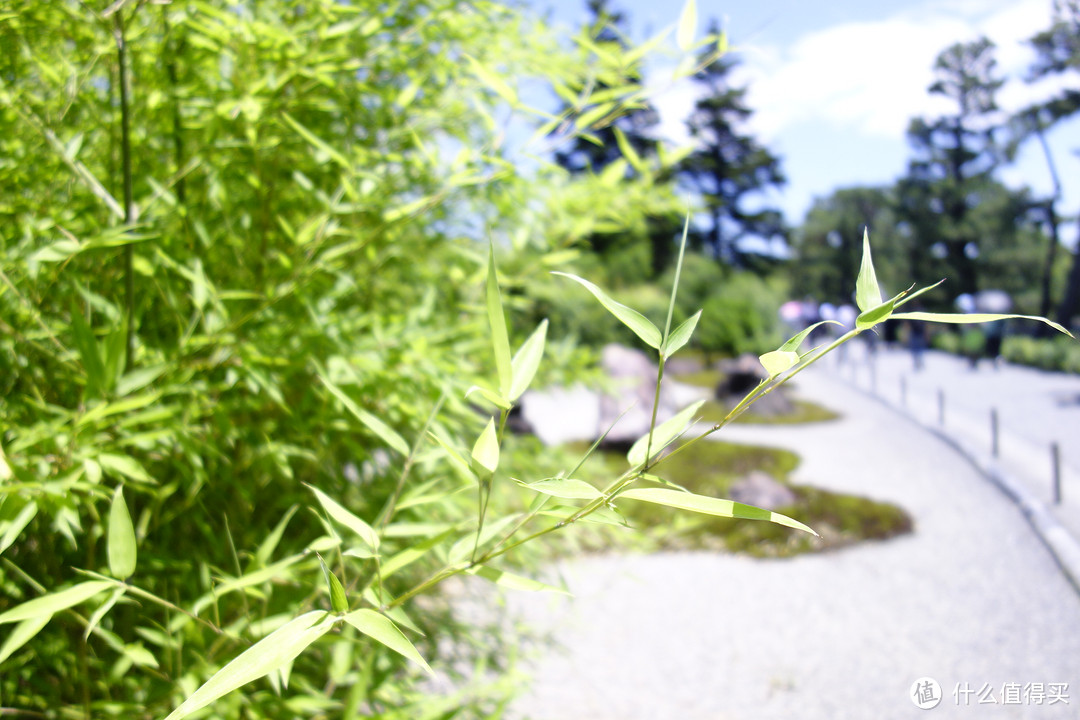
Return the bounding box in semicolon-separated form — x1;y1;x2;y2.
492;363;1080;720
836;343;1080;540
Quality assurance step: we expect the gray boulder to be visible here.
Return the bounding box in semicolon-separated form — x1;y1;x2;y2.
728;471;797;510
520;344;710;447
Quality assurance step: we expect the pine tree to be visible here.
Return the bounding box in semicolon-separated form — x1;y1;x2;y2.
678;31;785;267
1024;0;1080;327
900;37;1004;296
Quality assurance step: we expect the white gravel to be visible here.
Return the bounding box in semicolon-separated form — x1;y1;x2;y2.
480;362;1080;720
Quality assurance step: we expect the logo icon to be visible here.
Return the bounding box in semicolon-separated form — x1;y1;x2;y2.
911;677;943;709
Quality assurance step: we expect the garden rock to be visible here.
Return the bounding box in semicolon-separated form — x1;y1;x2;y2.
716;353;795;418
520;344;710;447
728;471;797;510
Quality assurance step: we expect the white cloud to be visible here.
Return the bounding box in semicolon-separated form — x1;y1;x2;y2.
734;0;1061;143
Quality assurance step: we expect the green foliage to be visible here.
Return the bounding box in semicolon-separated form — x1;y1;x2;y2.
0;0;1072;715
696;273;786;357
0;0;709;716
1002;334;1080;373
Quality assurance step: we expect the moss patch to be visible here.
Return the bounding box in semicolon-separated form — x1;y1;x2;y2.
567;438;912;558
675;369;840;425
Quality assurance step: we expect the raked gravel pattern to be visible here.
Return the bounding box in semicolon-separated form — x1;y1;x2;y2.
474;365;1080;720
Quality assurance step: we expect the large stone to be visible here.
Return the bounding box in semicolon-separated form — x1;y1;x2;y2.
728;471;797;510
519;344;710;447
715;353;795;418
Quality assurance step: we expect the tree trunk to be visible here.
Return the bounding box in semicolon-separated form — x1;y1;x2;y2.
1055;213;1080;331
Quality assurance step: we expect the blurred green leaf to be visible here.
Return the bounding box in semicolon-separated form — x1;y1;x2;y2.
305;484;379;555
97;454;155;485
107;487;137;580
0;501;37;555
619;488;818;536
163;611;336;720
661;310;701;358
513;477;600;500
471;418;500;476
758;350;800;377
892;311;1073;337
779;320;843;353
465;384;513;411
856;300;896;330
854;229;882;313
70;305;106;398
463;54;517;105
509;319;547;402
0;581;112;625
627;400;705;467
318;555;349;613
281;112;350;169
0;615;51;666
486;244;513;399
342;609;432;674
467;564;569;594
676;0;697;51
552;272;662;349
318;372;410;457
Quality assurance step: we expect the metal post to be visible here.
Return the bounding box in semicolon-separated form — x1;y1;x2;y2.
1052;442;1061;505
991;408;999;458
938;389;945;426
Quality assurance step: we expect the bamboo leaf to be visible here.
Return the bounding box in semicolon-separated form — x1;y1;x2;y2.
318;373;409;456
317;555;349;613
779;320;844;352
486;244;513;399
619;488;818;536
471;418;500;476
98;453;155;484
254;506;298;568
508;319;547;402
661;310;701;358
855;300;896;330
613;126;645;174
552;272;662;349
0;442;10;481
281;112;350;169
0;581;112;625
70;305;106;398
465;384;512;411
84;587;126;641
107;487;137;580
0;615;51;666
305;484;379;555
342;609;432;674
0;501;37;555
854;228;882;313
467;564;569;595
627;400;705;467
892;312;1073;337
676;0;697;51
463;54;517;105
758;350;800;377
513;477;601;500
162;611;336;720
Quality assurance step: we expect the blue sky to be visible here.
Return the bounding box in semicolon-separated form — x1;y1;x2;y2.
525;0;1080;241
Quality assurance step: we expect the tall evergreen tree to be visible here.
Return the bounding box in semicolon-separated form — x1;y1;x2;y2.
551;0;683;279
900;37;1004;296
1023;0;1080;327
678;29;785;267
